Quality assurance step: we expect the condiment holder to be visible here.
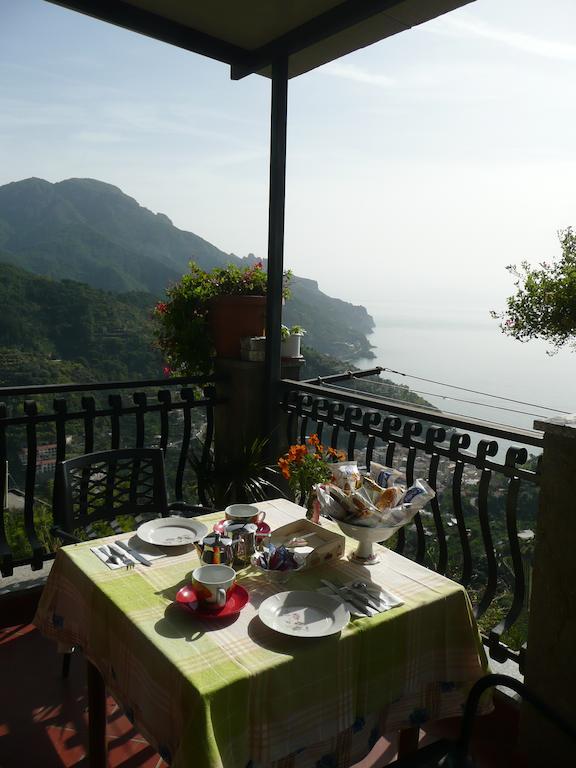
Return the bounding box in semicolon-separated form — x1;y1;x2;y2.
250;545;304;584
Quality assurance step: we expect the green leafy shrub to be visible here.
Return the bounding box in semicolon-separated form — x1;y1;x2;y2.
154;261;291;376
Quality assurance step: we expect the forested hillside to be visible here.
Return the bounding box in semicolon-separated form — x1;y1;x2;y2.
0;263;415;411
0;263;161;385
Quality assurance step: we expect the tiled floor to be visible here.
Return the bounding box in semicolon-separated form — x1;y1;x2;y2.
1;600;167;768
1;588;528;768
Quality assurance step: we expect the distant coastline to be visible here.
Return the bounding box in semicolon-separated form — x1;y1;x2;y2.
354;300;574;433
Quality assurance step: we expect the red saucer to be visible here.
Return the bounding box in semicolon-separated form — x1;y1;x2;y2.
176;584;249;618
213;519;271;539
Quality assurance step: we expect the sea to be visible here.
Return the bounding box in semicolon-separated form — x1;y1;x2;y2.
353;300;575;436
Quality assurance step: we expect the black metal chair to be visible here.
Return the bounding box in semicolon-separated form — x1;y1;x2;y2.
52;448;213;545
385;673;576;767
51;448;214;676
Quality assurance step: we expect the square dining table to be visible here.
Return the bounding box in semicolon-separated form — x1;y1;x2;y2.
34;498;488;768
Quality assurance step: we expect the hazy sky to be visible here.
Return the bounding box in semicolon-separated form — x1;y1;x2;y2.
2;0;576;316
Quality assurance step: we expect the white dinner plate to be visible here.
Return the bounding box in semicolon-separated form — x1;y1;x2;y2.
136;517;208;547
258;591;350;638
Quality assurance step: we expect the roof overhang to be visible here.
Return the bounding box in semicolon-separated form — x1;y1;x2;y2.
46;0;474;79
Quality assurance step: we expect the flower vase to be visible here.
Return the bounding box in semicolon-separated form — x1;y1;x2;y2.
305;489;321;524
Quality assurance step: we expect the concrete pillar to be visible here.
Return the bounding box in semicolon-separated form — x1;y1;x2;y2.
213;357;304;466
521;414;576;764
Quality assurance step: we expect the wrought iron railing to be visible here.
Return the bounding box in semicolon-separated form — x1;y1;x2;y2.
0;376;218;577
280;374;543;671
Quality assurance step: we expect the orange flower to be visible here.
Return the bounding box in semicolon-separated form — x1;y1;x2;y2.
277;456;291;479
308;434;320;447
288;444;307;463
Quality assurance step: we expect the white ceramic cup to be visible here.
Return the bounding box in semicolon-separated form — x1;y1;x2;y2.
191;564;236;610
224;503;266;526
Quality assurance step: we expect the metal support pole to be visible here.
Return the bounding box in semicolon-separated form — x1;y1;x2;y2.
264;57;288;458
87;660;107;768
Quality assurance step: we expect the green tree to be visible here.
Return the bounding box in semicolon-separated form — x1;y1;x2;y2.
492;227;576;352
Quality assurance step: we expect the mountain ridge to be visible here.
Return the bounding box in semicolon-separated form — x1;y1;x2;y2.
0;176;374;360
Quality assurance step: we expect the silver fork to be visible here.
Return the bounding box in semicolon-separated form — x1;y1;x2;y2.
320;579;375;617
109;543;136;568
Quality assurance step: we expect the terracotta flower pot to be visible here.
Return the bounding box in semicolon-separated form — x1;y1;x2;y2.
207;295;266;359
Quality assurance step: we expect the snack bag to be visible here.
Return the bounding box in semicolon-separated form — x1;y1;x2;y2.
371;503;420;529
331;461;362;493
316;482;379;527
368;462;405;488
398;479;435;510
345;491;376;520
362;476;404;510
313;483;347;521
378;486;404;510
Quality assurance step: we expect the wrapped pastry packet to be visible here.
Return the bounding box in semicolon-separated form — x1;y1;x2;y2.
311;476;435;530
368;462;405;488
313;483;374;525
335;481;404;527
312;483;347;521
398;479;435;510
362;476;403;510
331;461;362;492
369;503;420;528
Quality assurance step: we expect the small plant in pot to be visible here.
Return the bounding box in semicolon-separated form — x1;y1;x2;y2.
280;325;306;359
189;437;284;508
154;261;292;375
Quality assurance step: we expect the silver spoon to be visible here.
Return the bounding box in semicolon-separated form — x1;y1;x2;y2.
100;545;130;568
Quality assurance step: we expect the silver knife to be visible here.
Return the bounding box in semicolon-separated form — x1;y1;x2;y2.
320;579;373;617
114;540;152;567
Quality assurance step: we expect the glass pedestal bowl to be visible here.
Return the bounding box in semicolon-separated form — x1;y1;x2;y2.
334;520;402;565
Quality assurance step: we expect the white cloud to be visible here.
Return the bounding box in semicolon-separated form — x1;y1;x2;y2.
433;14;576;62
322;61;395;88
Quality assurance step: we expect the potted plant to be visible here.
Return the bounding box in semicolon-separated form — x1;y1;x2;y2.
280;325;306;358
154;261;292;375
189;437;284;507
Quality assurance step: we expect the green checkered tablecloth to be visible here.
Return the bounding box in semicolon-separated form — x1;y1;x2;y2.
35;498;488;768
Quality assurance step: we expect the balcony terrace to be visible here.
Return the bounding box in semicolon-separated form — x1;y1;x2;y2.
4;1;576;765
0;368;565;766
